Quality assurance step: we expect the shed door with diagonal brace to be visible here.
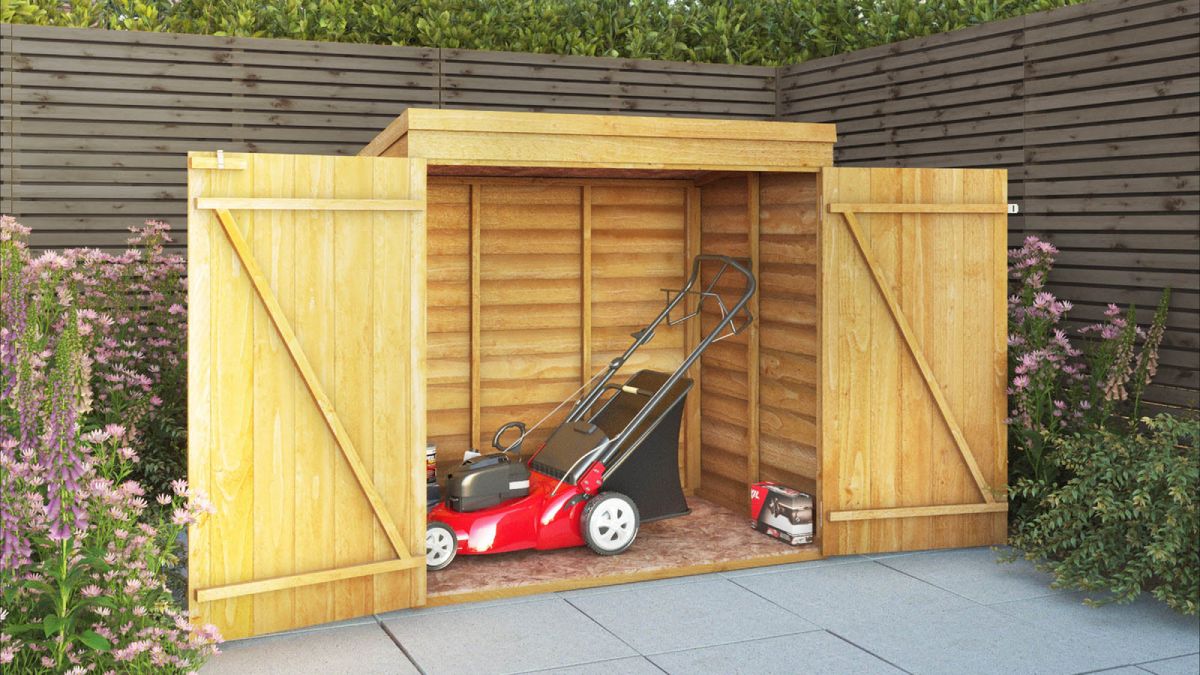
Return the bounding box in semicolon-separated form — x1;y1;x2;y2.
187;152;427;640
820;167;1009;556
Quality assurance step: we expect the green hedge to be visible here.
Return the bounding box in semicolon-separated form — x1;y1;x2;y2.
3;0;1082;66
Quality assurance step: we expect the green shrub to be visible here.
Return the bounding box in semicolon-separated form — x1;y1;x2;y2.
2;0;1084;66
1009;414;1200;615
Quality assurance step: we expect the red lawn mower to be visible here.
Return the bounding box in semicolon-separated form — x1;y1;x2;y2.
425;255;756;570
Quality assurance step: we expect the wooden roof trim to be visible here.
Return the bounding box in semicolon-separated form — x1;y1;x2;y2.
403;108;836;142
358;109;411;157
360;108;837;158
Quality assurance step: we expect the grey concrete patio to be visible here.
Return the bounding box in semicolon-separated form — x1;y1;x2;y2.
201;547;1200;675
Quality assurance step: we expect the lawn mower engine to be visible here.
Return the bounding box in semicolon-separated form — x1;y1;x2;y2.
445;452;531;512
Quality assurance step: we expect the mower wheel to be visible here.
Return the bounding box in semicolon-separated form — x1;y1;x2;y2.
426;521;457;570
582;492;640;556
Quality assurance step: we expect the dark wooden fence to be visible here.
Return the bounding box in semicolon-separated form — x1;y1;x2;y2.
0;23;776;249
2;0;1197;412
779;0;1199;414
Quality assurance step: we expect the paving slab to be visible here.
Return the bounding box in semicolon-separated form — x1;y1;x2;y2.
519;656;665;674
1139;654;1200;675
991;591;1200;664
381;597;635;675
566;577;818;655
730;559;977;631
718;554;868;578
557;571;711;599
200;621;415;675
649;630;904;675
876;546;1064;604
832;603;1136;675
380;591;558;617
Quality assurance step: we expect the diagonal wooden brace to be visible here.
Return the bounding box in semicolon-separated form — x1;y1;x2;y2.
211;207;417;559
838;209;997;504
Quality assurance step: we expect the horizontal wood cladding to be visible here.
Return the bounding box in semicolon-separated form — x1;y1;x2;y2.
757;173;821;495
424;177;693;479
779;0;1199;414
0;23;777;250
698;176;753;513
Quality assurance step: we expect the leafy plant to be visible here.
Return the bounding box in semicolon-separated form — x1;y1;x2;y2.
1006;236;1170;491
1;216;219;672
1;0;1086;66
1008;415;1200;615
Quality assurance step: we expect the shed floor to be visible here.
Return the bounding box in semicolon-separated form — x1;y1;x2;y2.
427;496;814;601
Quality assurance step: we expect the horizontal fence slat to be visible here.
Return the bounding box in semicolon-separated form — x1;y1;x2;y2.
4;0;1197;411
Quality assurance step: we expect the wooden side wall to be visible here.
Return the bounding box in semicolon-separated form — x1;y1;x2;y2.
697;173;823;512
757;174;821;494
697;177;754;512
424;178;696;481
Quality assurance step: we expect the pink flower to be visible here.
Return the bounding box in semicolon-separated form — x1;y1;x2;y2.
81;584;102;598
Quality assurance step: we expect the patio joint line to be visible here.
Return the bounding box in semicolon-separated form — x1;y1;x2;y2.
560;596;646;657
870;558;991;606
640;628;826;658
723;569;837;622
1135;652;1200;669
827;630;917;675
515;654;667;675
375;615;428;675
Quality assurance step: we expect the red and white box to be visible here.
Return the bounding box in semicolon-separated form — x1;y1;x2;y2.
750;481;814;545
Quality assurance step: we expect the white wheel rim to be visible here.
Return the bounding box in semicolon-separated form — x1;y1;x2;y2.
589;499;636;551
426;528;453;566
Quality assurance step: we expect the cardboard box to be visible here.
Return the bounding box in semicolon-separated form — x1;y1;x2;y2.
750;481;814;545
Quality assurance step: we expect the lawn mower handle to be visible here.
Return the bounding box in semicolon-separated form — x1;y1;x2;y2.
568;255;756;475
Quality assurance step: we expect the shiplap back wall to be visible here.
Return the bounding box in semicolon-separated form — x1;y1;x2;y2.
2;0;1197;413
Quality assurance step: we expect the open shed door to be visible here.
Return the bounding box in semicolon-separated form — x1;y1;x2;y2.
187;152;427;639
819;167;1008;556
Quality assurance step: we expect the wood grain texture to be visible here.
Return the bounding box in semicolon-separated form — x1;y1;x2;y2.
188;152;426;640
756;173;821;496
780;0;1199;415
697;176;753;513
820;167;1008;556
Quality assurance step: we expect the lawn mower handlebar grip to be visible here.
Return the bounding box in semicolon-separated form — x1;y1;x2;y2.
492;420;526;454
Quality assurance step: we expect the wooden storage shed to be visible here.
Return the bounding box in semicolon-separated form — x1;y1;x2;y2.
187;109;1009;639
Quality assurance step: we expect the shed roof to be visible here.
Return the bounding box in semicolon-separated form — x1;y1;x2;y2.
359;108;837;173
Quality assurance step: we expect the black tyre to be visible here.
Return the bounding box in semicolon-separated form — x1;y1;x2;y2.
426;521;457;570
582;492;640;556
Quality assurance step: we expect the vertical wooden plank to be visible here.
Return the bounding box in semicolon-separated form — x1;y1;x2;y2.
841;168;873;555
186;155;212;625
406;158;429;608
250;154;296;635
581;185;593;387
747;173;761;490
818;169;837;555
812;170;826;552
684;185;702;492
899;169;934;552
992;171;1010;543
332;156;374;618
868;167;902;553
470;182;482;450
930;169;967;547
293;155;336;628
209;155;255;636
373;158;410;609
963;169;996;544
